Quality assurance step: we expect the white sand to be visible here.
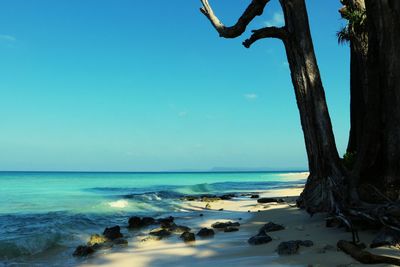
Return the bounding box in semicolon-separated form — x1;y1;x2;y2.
80;187;399;267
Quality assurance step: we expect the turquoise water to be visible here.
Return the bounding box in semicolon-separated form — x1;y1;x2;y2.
0;171;306;265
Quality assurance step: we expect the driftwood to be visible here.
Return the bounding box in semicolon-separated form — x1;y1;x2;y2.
337;240;400;265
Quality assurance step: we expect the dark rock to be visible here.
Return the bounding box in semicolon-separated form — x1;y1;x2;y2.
128;216;142;228
299;240;314;247
142;217;156;226
87;234;108;246
73;245;95;257
164;223;191;234
248;234;272;245
182;196;198;201
180;232;196;242
149;228;171;238
220;194;236;200
211;221;240;229
277;241;300;255
370;228;400;248
87;234;113;250
103;226;123;240
257;198;279;204
277;240;314;255
113;238;128;246
258;222;285;234
224;227;239;232
197;228;215;237
157;216;174;225
250;194;260;199
219;208;224;211
199;213;204;217
92;242;113;250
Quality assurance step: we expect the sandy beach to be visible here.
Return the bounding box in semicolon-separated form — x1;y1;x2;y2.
79;186;400;267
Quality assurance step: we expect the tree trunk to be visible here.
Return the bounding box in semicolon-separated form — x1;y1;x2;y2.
346;0;368;156
354;0;400;200
347;41;368;156
279;0;347;213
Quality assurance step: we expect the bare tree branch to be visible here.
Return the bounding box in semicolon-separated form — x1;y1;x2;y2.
243;27;287;48
200;0;271;38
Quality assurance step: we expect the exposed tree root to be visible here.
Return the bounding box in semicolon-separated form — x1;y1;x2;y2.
337;240;400;265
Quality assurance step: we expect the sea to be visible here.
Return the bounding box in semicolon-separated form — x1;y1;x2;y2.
0;171;307;266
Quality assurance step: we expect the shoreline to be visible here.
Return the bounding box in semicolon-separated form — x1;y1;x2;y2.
79;186;400;267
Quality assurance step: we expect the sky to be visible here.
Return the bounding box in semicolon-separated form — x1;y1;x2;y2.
0;0;350;172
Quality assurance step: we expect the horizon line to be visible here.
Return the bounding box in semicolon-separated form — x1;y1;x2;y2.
0;169;309;174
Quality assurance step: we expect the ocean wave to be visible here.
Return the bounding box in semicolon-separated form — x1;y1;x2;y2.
108;199;129;208
0;232;64;260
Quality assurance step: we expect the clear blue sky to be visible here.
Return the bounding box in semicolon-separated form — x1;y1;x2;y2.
0;0;349;171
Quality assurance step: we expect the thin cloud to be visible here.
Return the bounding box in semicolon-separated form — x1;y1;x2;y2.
264;12;284;27
244;93;258;100
0;34;16;42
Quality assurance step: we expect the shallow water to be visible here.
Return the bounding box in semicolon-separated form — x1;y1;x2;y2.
0;171;306;266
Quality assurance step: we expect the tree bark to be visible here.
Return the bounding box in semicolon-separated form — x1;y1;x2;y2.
354;0;400;200
279;0;347;213
346;0;368;156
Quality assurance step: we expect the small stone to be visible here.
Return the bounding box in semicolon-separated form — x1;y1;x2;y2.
103;226;123;240
277;241;300;255
299;240;314;247
258;222;285;234
257;198;279;204
149;228;171;238
197;228;215;237
128;216;156;229
199;213;204;217
157;216;174;225
219;208;224;211
248;234;272;245
165;223;191;234
180;231;196;242
211;221;240;229
220;194;235;200
73;245;95;257
224;227;239;232
250;194;260;199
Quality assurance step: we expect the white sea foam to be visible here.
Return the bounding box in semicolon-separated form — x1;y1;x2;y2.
108;200;129;208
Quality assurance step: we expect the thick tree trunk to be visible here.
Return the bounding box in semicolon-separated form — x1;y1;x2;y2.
347;41;368;155
354;0;400;200
280;0;347;213
341;1;368;156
